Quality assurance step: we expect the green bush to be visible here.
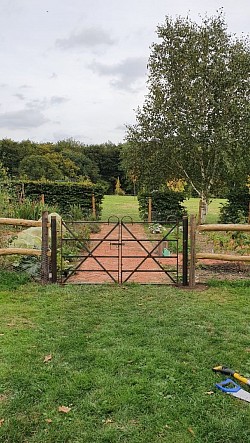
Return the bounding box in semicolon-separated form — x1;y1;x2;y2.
220;187;249;223
11;197;58;220
138;189;186;221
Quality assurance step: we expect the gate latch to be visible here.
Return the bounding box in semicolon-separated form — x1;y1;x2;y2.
110;242;125;247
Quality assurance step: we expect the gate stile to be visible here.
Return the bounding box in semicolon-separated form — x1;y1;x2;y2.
59;217;187;285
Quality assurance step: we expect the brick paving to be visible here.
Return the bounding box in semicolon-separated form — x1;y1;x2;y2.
68;223;180;284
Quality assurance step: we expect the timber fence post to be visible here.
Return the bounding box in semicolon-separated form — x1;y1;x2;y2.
41;210;49;284
92;193;96;219
51;216;57;283
148;197;152;223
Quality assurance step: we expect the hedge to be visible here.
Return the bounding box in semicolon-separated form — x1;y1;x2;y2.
138;189;186;221
9;180;105;217
220;186;250;223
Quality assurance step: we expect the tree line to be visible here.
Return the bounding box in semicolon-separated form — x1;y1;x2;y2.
0;138;131;194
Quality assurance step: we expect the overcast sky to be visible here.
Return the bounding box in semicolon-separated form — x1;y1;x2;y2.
0;0;249;145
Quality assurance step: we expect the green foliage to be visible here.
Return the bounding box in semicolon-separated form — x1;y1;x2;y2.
0;189;12;217
11;197;58;220
125;11;250;203
60;222;91;276
0;160;8;181
0;270;31;289
10;180;105;217
0;138;130;193
220;186;250;223
66;204;85;221
138;189;186;221
114;177;125;195
13;256;41;279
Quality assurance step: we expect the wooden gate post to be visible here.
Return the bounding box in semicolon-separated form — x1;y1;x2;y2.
148;197;152;223
41;211;49;284
189;214;196;288
51;216;57;283
182;216;188;286
92;193;96;219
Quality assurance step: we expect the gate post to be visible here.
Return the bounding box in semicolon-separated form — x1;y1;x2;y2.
189;214;196;288
51;216;57;283
148;197;152;223
92;193;96;219
41;211;49;284
182;216;188;286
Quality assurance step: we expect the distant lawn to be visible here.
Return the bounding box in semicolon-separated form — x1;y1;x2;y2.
184;198;227;223
0;275;250;442
101;195;141;221
101;195;226;223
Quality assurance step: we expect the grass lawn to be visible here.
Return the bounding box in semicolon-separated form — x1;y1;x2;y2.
183;198;227;224
0;273;250;442
101;195;141;222
100;195;226;223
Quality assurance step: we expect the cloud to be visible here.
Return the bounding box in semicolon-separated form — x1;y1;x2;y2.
0;109;49;129
14;93;25;101
56;27;115;50
50;96;69;105
49;72;58;79
26;96;69;110
89;57;147;91
115;124;126;131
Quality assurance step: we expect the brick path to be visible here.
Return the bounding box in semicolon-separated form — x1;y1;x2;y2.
68;223;180;284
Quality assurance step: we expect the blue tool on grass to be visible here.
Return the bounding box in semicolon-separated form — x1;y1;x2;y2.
215;378;250;403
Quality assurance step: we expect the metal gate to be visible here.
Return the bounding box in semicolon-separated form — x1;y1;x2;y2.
59;217;188;285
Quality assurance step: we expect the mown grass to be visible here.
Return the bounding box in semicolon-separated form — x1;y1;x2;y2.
0;274;250;442
184;198;227;224
101;195;141;221
100;195;226;223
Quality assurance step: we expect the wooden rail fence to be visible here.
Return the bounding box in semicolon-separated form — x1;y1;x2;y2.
0;212;57;284
189;217;250;287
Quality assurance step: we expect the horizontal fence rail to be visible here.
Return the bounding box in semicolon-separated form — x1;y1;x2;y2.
198;224;250;232
0;248;51;256
0;218;44;227
189;219;250;287
0;212;51;283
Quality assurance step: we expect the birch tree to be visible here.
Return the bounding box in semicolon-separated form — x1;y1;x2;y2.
125;11;250;221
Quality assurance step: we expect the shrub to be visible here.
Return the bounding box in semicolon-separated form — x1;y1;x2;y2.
138;189;186;221
12;198;58;220
220;187;249;223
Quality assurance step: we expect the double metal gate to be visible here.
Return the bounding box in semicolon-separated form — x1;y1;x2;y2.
58;217;188;285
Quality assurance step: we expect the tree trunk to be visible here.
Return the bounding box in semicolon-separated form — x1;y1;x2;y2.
198;194;208;224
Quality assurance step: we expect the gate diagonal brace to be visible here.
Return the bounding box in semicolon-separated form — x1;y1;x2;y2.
121;222;178;284
62;221;119;283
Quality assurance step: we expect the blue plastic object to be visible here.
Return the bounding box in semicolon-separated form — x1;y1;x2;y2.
215;378;241;393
